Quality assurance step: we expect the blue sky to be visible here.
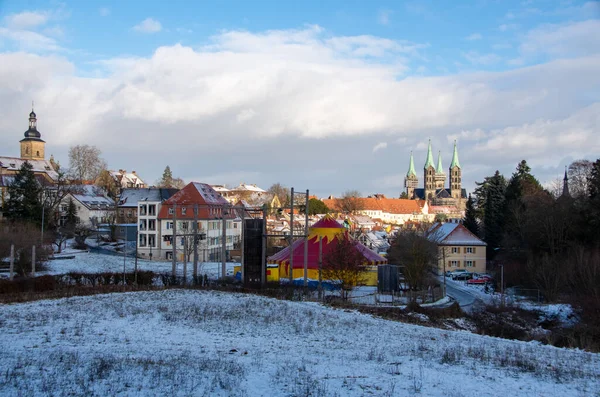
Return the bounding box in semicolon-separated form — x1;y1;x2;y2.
0;0;599;197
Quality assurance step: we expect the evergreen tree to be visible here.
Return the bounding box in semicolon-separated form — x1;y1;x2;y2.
505;160;542;203
587;159;600;241
65;198;79;229
463;193;479;237
307;198;329;215
4;162;43;224
157;166;174;188
483;171;507;258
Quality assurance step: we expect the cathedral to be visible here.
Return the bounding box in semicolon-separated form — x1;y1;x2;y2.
404;140;467;208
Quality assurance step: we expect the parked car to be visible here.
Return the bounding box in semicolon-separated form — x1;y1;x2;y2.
467;275;493;284
447;269;472;280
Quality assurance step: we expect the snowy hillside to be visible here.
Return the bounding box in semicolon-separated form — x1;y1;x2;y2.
0;290;598;396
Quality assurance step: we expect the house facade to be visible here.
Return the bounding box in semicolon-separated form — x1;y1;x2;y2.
323;195;433;225
155;182;242;262
59;185;115;227
427;220;487;275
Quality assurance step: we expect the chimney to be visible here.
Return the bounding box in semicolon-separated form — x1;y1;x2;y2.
132;171;136;174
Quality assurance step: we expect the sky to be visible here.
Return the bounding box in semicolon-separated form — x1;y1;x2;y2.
0;0;599;198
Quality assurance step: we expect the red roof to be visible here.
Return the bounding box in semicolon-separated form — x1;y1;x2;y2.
322;197;423;214
158;182;232;220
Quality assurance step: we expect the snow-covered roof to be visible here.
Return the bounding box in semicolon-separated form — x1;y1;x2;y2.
427;221;486;246
211;185;231;193
109;170;146;188
118;188;179;207
68;185;115;210
232;183;266;193
0;156;58;181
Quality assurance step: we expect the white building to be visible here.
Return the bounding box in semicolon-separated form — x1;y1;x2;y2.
59;185;115;227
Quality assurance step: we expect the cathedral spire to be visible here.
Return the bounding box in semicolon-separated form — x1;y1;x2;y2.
436;151;444;174
450;140;461;169
562;166;571;198
407;151;417;177
424;139;434;169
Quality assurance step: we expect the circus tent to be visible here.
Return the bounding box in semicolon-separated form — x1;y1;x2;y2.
267;215;387;281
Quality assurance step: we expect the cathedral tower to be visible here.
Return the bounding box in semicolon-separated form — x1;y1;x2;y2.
424;140;435;200
20;107;45;160
404;151;418;198
449;140;462;199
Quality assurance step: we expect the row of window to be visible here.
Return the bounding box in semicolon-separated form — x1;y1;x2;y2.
449;260;476;267
139;219;156;231
450;246;477;254
138;234;156;247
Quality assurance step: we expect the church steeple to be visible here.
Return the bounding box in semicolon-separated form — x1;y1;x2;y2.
434;151;446;189
20;106;45;160
449;140;462;199
562;166;571;198
404;151;418;199
450;140;461;169
407;151;416;177
423;139;436;201
424;139;434;169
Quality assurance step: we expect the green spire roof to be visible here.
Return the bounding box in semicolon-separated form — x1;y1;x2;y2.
436;151;444;174
450;140;461;169
424;139;434;169
407;151;417;177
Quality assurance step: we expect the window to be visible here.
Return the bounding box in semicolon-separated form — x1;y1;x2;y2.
181;207;187;215
119;209;124;216
163;235;172;243
36;151;40;157
181;222;188;230
61;205;68;212
148;220;156;231
168;207;174;215
148;205;156;216
466;247;474;254
166;221;173;230
139;234;147;247
139;220;147;230
465;260;474;267
127;210;133;217
140;205;147;215
450;260;460;267
451;247;460;254
148;234;156;248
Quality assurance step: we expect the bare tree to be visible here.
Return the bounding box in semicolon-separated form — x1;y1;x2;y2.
387;229;438;294
335;190;364;214
568;159;593;199
68;144;107;182
96;169;119;199
322;233;369;299
268;183;290;207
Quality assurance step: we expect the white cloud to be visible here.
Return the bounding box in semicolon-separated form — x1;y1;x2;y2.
499;23;518;31
132;18;162;33
0;26;598;197
372;142;388;152
465;33;482;41
99;8;110;17
520;19;600;58
378;10;393;25
0;27;62;51
4;11;49;29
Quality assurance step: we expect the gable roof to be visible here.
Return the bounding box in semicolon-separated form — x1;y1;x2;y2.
157;182;232;220
118;188;179;207
68;185;114;210
427;222;486;246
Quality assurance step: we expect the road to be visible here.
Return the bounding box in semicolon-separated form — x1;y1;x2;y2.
443;277;485;312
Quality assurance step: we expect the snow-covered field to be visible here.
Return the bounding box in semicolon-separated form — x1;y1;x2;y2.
1;289;598;396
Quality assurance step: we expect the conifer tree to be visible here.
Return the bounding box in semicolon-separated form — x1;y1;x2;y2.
157;166;174;188
4;161;43;224
65;198;79;230
463;193;479;237
483;171;507;258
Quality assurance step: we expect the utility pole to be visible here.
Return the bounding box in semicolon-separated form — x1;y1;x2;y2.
500;264;505;307
221;204;227;280
183;236;188;283
9;244;14;281
31;245;36;277
261;204;267;287
239;204;245;284
289;187;294;284
123;230;127;284
134;231;138;285
172;203;177;277
318;236;323;300
193;204;198;280
303;189;309;288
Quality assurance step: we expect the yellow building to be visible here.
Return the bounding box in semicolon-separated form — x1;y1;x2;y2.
427;220;487;275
